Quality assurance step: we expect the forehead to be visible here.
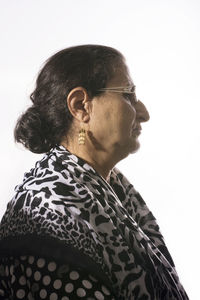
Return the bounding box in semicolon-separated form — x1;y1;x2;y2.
108;63;134;87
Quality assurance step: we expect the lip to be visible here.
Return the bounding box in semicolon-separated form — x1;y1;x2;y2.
132;124;142;134
132;128;142;136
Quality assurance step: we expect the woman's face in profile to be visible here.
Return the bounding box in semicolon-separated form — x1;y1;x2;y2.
88;63;150;158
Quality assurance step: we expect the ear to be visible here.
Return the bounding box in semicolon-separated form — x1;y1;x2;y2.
67;87;91;123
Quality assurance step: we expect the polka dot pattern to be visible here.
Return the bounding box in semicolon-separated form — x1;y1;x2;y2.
34;271;42;281
40;288;47;299
65;283;74;293
0;255;115;299
48;262;57;272
19;276;26;286
95;290;105;300
16;289;25;299
43;275;51;286
28;256;34;265
82;279;92;289
53;279;62;289
37;258;45;268
76;287;86;297
69;271;79;280
26;267;32;277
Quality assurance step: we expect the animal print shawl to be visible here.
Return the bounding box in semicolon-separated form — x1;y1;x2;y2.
0;145;188;299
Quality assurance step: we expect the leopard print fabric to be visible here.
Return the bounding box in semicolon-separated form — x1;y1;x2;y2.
0;145;188;299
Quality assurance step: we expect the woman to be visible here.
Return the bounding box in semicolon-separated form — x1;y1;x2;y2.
0;45;188;299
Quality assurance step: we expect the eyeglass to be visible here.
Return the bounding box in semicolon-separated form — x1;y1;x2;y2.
97;85;138;103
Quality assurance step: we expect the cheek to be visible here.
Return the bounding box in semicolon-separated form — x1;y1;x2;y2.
89;108;111;139
119;105;136;131
129;106;136;124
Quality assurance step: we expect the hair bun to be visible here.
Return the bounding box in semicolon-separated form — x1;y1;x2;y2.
14;106;53;153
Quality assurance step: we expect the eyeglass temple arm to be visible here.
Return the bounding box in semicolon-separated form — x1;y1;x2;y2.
98;86;136;93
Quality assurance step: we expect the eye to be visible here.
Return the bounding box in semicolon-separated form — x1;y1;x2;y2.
123;93;132;101
123;93;137;105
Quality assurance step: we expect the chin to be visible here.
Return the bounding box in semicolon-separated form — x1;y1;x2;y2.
115;137;140;161
118;141;140;161
128;135;140;152
129;142;140;154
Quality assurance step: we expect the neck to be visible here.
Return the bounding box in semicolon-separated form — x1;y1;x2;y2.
60;140;120;181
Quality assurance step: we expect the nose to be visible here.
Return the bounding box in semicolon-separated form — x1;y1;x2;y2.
135;100;150;122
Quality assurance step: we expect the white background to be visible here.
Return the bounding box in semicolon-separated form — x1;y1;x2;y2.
0;0;199;298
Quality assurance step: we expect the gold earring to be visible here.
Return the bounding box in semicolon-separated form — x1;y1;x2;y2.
78;129;86;145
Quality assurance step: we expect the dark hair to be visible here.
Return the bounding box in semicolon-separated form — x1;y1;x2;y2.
14;45;124;153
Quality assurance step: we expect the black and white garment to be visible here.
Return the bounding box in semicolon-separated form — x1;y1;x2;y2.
0;145;189;299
